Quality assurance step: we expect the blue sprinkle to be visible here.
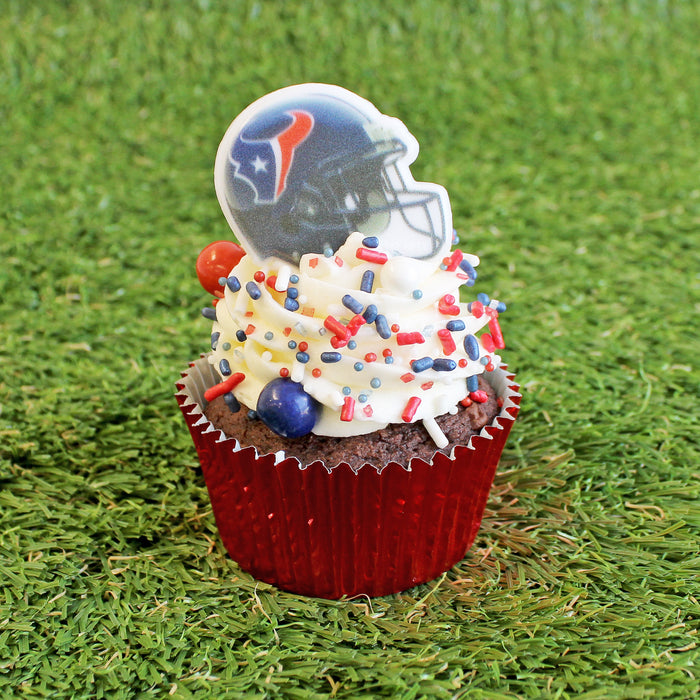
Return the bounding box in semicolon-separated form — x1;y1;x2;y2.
219;359;232;376
210;332;220;350
223;392;241;413
264;331;274;340
288;340;297;349
370;377;381;389
284;297;300;311
342;386;351;396
246;281;261;300
433;358;457;372
236;330;247;342
452;228;460;245
342;294;364;314
296;351;310;364
290;274;299;284
354;362;364;372
464;334;480;361
440;264;447;270
347;339;357;350
467;375;479;392
446;319;466;332
375;314;391;339
358;393;368;403
477;292;491;305
222;342;231;351
323;246;333;258
362;304;378;324
360;270;375;293
201;307;217;320
496;301;507;313
226;276;241;292
247;410;258;420
320;351;342;363
362;236;379;248
384;356;394;364
287;287;299;299
480;356;490;365
218;276;227;287
412;289;423;300
459;259;477;281
411;357;434;373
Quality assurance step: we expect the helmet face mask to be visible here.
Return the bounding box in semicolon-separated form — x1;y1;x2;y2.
215;83;452;265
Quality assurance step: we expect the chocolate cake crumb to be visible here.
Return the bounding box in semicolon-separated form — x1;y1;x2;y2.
204;376;499;469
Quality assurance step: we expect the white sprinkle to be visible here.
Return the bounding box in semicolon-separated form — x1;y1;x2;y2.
291;361;305;383
261;351;272;362
423;417;449;449
275;264;291;292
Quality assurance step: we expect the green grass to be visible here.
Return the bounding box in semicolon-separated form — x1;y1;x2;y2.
1;1;699;697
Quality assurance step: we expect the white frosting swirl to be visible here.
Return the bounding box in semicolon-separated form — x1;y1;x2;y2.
207;232;504;445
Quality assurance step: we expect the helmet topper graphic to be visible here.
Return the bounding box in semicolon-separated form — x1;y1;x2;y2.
215;83;452;265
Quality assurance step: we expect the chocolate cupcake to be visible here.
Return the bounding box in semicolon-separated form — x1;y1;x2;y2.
176;84;520;598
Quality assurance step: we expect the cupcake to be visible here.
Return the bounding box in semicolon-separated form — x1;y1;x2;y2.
176;84;520;598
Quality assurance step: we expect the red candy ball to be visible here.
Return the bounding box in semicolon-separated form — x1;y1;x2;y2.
196;240;245;295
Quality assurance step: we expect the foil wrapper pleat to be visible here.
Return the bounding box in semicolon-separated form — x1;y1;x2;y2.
176;356;520;599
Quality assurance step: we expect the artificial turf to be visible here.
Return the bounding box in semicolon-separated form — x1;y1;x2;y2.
1;1;699;697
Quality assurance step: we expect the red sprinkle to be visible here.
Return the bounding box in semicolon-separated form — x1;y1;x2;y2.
283;327;292;337
363;404;373;417
421;381;434;391
437;328;456;355
402;397;421;422
335;256;344;267
486;362;495;372
396;331;425;346
470;390;488;403
391;323;400;333
341;396;355;421
488;316;505;349
245;324;255;335
254;270;265;283
382;348;392;357
266;275;277;289
438;295;460;315
298;341;308;352
356;247;388;264
471;300;484;318
460;396;473;407
330;336;348;349
481;333;496;353
364;352;377;363
444;249;463;271
245;311;254;317
279;367;290;378
401;373;415;383
309;257;319;268
347;314;367;336
458;358;468;368
312;368;321;378
204;372;245;402
324;315;351;340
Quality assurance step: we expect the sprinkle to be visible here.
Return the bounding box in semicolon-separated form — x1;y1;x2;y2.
358;393;368;403
467;375;479;392
275;265;291;291
342;294;363;314
464;334;480;360
291;362;305;383
324;315;351;340
226;276;241;292
360;270;375;293
298;341;308;352
459;258;477;281
374;314;391;339
283;327;292;337
433;358;457;371
245;324;255;335
201;307;217;320
356;247;388;264
370;377;381;389
470;390;488;403
261;351;272;362
410;357;433;373
323;246;333;258
446;320;465;332
309;257;319;268
438;294;460;316
264;331;274;340
266;275;277;289
477;292;491;305
480;356;490;365
290;274;299;284
402;397;421;422
364;353;377;363
302;307;315;317
497;301;507;313
420;381;434;390
284;298;300;311
347;339;357;349
353;362;364;372
312;368;321;378
481;333;496;353
391;323;400;333
210;332;220;350
423;416;448;448
444;249;463;272
335;255;344;267
470;300;484;318
236;330;247;342
341;396;355;421
488;316;506;349
218;276;227;287
245;281;261;300
362;236;379;248
330;336;348;349
384;356;394;364
437;329;456;355
363;405;374;417
342;386;352;395
222;342;231;351
382;348;392;357
412;289;423;299
253;270;265;283
244;311;254;317
362;304;378;324
397;331;425;346
296;351;310;364
458;358;468;368
486;362;495;372
460;396;472;407
401;372;416;383
203;372;245;402
279;367;289;377
321;352;342;363
223;392;241;413
247;410;257;420
347;315;367;336
287;287;299;299
288;340;297;349
219;359;231;376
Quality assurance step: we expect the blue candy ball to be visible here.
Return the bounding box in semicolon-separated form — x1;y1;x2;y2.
256;378;320;438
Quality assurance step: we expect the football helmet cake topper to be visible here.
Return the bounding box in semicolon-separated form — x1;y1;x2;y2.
215;83;452;265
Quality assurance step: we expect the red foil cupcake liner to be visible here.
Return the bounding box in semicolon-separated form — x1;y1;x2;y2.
176;356;520;599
